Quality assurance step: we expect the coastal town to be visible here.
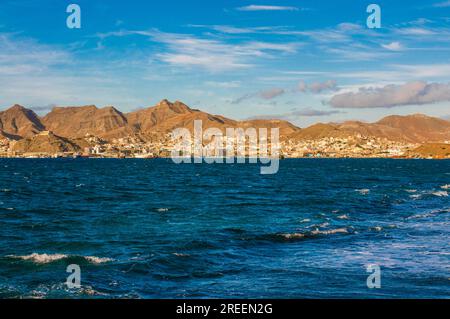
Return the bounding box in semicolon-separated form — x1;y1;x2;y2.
1;102;450;160
1;129;448;160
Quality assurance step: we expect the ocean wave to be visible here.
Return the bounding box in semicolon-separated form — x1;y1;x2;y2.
173;253;191;257
409;190;448;200
6;253;114;265
84;256;115;264
278;228;350;241
407;208;450;220
27;283;108;298
432;191;448;197
356;189;370;195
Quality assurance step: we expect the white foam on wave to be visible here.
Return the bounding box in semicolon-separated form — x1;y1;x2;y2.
356;189;370;195
281;227;349;240
7;253;114;264
84;256;115;264
433;191;448;197
407;207;450;220
281;233;305;240
29;283;108;298
310;228;349;236
410;190;449;199
8;253;68;264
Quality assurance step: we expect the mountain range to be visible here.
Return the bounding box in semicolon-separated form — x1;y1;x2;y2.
1;100;450;148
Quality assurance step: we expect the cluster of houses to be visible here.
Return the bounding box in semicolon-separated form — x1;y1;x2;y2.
0;131;447;159
281;135;419;158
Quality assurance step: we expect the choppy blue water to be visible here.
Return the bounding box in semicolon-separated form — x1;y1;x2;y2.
0;159;448;299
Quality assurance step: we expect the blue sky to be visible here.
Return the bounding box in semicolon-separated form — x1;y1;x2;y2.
1;0;450;126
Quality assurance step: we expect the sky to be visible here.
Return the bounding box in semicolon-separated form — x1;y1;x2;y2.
1;0;450;126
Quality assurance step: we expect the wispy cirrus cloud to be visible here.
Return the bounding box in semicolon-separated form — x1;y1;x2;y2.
335;64;450;82
204;81;241;88
96;29;300;72
188;19;450;65
329;81;450;108
0;32;151;110
433;1;450;7
381;41;404;51
0;33;71;75
236;5;300;12
188;24;285;34
232;88;285;104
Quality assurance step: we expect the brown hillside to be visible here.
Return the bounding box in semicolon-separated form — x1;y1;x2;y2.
2;102;450;145
377;114;450;143
127;99;194;133
409;143;450;158
0;104;44;138
289;123;340;140
287;114;450;143
42;105;134;139
12;131;80;154
240;119;300;138
127;100;241;137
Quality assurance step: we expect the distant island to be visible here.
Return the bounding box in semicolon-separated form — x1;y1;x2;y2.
1;99;450;159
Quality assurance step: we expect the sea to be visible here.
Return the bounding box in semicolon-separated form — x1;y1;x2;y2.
0;158;448;298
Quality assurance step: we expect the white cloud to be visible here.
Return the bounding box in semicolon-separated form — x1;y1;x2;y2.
260;88;285;99
96;29;299;72
0;32;150;110
335;64;450;82
237;5;299;11
382;41;403;51
188;24;286;35
204;81;241;88
433;1;450;7
395;27;438;36
0;33;71;75
393;64;450;78
299;80;338;93
232;80;339;104
329;81;450;108
232;88;285;104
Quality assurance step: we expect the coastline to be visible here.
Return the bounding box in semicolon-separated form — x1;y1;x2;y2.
1;155;448;160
